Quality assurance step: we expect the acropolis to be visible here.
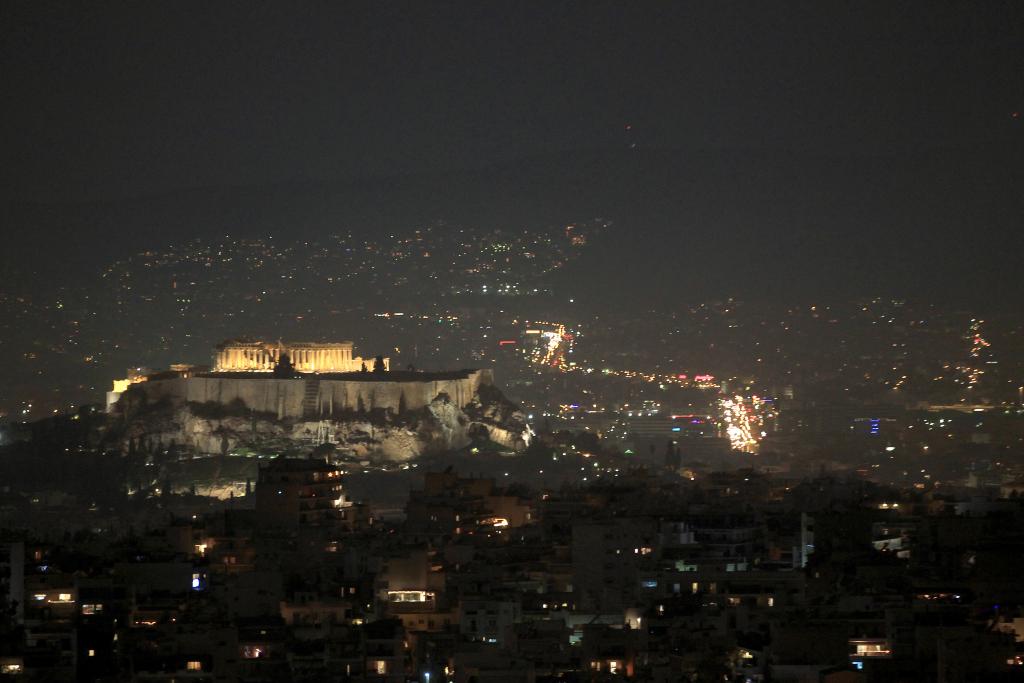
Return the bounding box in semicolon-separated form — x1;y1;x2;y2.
107;339;488;420
214;339;388;373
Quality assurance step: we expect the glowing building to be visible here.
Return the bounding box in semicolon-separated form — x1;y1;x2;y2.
213;340;387;373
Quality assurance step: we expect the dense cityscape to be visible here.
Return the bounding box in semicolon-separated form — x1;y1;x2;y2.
2;215;1024;682
4;2;1024;682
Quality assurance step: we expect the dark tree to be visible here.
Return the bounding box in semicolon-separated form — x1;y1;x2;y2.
273;353;296;378
665;439;681;469
372;355;386;373
312;442;336;460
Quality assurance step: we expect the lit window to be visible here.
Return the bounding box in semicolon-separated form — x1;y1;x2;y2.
87;649;95;657
851;640;891;657
375;660;388;675
387;590;434;603
57;593;73;602
187;660;202;671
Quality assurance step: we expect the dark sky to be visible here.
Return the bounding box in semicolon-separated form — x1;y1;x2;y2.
2;2;1023;305
4;1;1022;200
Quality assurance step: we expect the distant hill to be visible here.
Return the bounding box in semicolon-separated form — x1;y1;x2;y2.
4;145;1022;307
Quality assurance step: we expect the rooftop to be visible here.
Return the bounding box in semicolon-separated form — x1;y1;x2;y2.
261;456;338;472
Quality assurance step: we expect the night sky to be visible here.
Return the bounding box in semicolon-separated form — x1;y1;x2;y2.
3;1;1023;303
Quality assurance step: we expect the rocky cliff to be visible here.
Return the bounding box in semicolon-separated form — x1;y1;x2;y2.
113;384;530;463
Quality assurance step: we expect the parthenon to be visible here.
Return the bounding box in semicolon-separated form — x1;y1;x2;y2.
213;340;388;374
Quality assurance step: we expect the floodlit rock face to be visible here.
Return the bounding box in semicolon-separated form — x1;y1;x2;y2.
125;369;490;419
464;383;532;451
114;379;528;462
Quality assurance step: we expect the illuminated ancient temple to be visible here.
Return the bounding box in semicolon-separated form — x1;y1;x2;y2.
213;340;387;373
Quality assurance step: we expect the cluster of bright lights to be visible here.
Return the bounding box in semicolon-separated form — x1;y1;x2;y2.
541;328;566;366
718;395;774;453
961;319;990;388
950;319;992;391
524;322;575;368
523;321;718;390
